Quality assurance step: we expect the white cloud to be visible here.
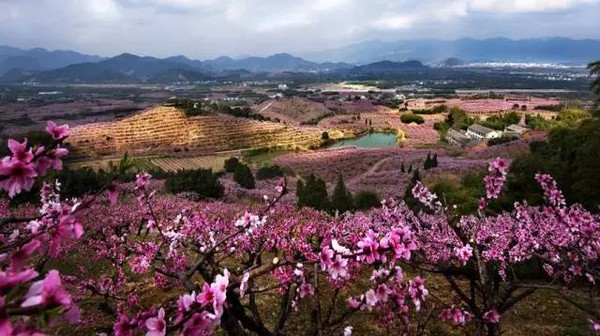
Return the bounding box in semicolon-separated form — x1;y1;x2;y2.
0;0;597;58
467;0;600;13
88;0;120;20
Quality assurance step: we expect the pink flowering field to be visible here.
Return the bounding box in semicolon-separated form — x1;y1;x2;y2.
0;122;598;336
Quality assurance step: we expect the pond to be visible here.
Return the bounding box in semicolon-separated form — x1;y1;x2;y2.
329;132;398;148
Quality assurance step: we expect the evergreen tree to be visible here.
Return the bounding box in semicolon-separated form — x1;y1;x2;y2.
233;163;255;189
403;168;422;210
296;174;329;210
330;174;353;213
424;153;432;170
587;60;600;114
296;179;306;207
432;154;438;168
224;157;239;173
408;164;413;173
401;162;405;173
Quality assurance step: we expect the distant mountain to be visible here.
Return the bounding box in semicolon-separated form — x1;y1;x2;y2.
348;60;428;75
164;55;213;72
319;62;355;71
0;46;104;75
1;53;210;83
149;68;212;83
203;53;350;72
0;68;42;83
303;37;600;64
29;63;139;84
0;49;357;83
101;53;203;79
437;58;465;67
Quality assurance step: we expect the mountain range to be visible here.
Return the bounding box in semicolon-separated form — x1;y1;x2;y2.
302;37;600;64
0;46;104;76
1;37;598;84
0;49;355;83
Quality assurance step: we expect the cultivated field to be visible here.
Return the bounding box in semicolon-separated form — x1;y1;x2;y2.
254;98;332;125
274;147;487;199
151;154;231;172
398;114;442;147
66;106;322;158
0;98;155;136
413;97;561;115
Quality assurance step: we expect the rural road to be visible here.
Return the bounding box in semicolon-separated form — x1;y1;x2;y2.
349;156;394;185
258;102;273;113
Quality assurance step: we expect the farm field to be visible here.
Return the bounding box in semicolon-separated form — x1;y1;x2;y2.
274;147;488;199
151;154;231;172
66;106;323;158
67;156;158;171
324;99;386;112
414;97;561;115
254;97;332;125
0;98;156;136
398;114;443;147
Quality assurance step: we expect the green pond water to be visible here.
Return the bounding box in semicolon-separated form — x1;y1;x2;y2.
329;132;398;148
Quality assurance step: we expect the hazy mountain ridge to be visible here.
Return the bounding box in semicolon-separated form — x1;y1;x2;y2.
1;37;597;84
0;46;105;75
302;37;600;64
0;51;354;83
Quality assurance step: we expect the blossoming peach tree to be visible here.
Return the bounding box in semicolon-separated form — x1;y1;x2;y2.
0;122;598;335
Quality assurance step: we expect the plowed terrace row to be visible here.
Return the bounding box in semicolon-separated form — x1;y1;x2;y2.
66;107;322;158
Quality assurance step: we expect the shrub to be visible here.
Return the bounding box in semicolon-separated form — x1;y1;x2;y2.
255;165;284;180
224;157;240;173
233;163;255;189
482;111;521;131
321;131;330;140
413;105;447;115
534;104;564;112
353;190;380;210
400;113;424;124
166;98;212;116
59;167;109;199
499;118;600;212
165;169;224;199
445;107;474;130
488;136;519;146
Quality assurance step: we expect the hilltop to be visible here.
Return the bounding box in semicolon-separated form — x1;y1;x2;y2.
254;98;333;126
65;106;323;158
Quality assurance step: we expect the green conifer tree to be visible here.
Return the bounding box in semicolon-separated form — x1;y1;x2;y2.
331;174;353;213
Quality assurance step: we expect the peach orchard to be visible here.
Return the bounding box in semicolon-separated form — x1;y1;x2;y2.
0;122;599;335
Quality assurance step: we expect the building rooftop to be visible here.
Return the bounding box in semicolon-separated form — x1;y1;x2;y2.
505;124;529;133
468;124;497;135
446;128;477;146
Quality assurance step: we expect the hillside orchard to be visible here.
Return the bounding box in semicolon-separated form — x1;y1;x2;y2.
0;122;599;335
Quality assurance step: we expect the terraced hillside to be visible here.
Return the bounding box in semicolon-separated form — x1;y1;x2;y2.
254;98;332;125
66;106;322;158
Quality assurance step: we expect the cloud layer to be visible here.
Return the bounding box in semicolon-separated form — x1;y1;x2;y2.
0;0;598;59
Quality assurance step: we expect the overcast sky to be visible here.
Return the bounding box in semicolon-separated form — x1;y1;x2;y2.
0;0;599;59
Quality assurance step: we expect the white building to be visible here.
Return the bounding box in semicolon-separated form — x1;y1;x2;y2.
466;124;502;140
